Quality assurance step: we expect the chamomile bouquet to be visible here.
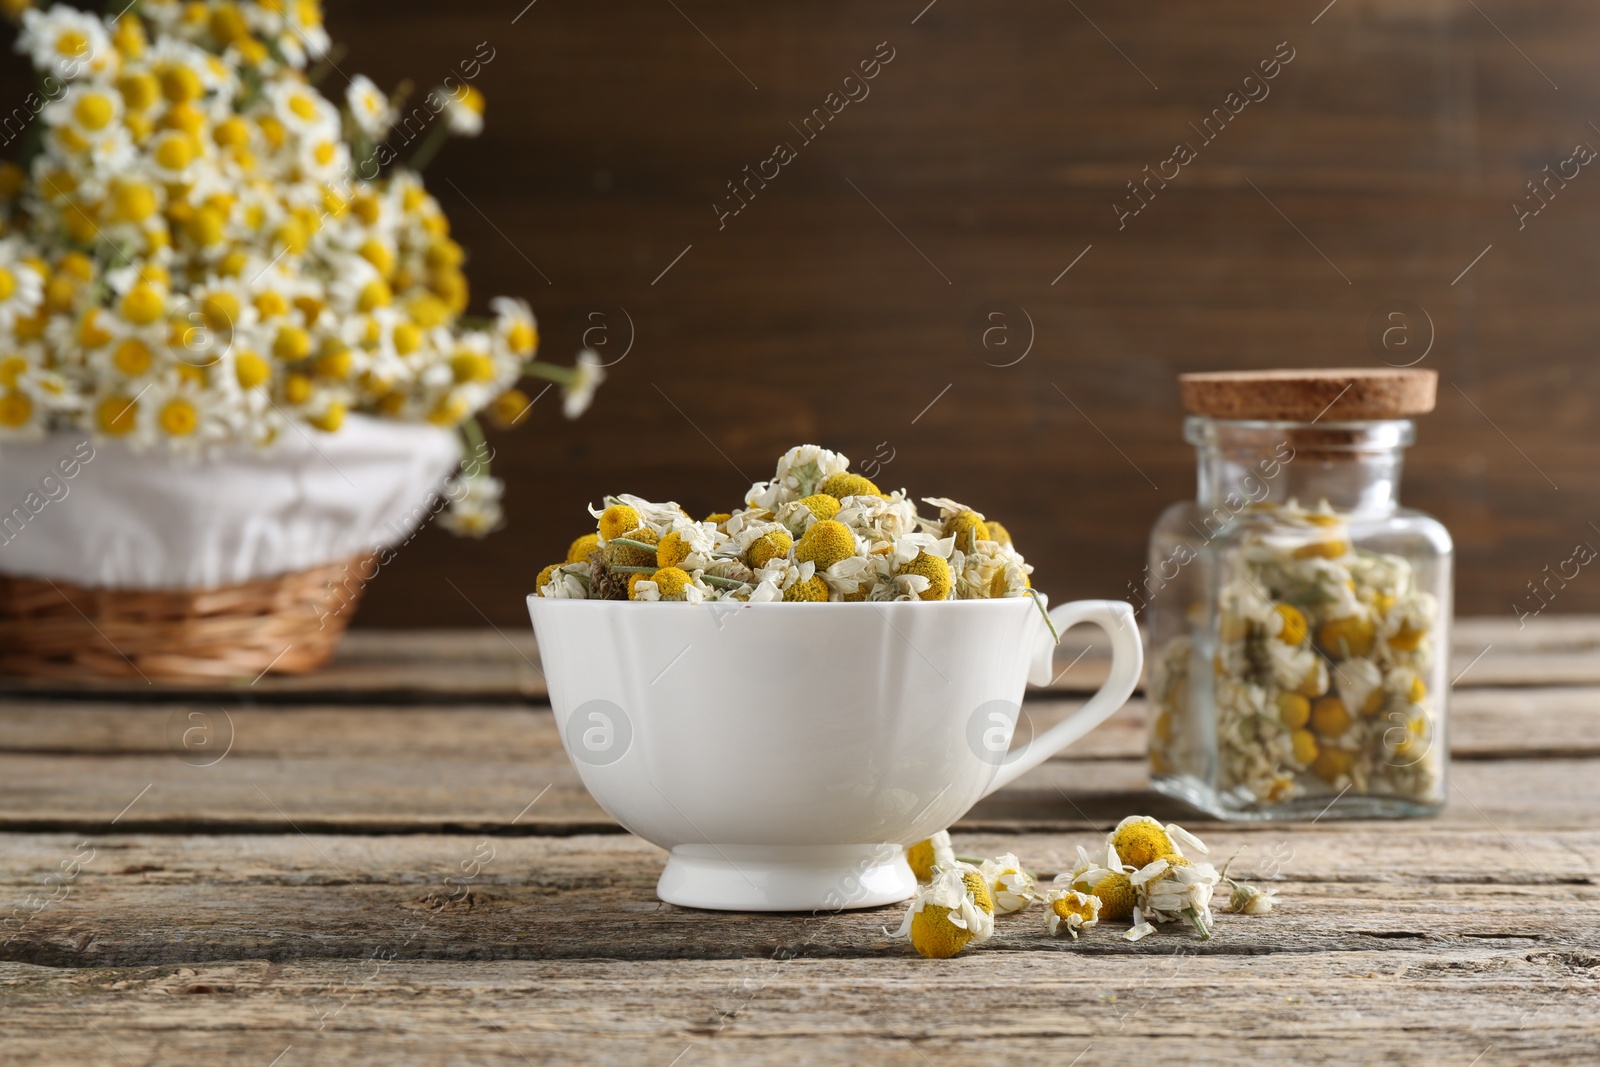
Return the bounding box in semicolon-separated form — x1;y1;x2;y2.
0;0;600;535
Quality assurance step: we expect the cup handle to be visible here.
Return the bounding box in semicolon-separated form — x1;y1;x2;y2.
981;599;1143;797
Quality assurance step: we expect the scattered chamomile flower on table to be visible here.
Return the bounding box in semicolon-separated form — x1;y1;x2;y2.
1042;887;1101;940
892;864;995;959
977;853;1040;914
905;831;955;883
895;820;1279;958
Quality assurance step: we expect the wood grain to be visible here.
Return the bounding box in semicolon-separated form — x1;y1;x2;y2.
4;949;1595;1067
0;616;1593;700
0;830;1593;968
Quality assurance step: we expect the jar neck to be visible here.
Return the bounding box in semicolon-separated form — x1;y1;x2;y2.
1186;417;1414;517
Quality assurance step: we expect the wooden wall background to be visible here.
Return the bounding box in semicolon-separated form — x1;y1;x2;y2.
12;1;1600;624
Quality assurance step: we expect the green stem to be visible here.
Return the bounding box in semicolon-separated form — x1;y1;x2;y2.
407;123;450;173
608;565;658;575
700;574;750;590
1029;589;1060;644
459;417;490;478
606;538;658;553
521;361;577;386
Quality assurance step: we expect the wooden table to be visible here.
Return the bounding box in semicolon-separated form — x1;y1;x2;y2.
1;617;1595;1064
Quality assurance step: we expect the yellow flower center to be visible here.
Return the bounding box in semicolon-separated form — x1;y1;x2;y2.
357;279;392;312
273;325;311;362
110;180;158;223
567;533;600;564
234;351;270;389
746;528;793;570
795;519;855;571
1111;820;1174;870
309;402;346;432
449;350;495;383
254;291;288;319
153;133;196;172
159;65;204;104
117;71;160;112
159;398;199;436
96;395;138;435
112;339;153;376
0;390;32;427
505;320;536;355
391;321;422;355
199;291;240;331
73;93;115;131
1091;872;1136;921
0;267;14;302
120;283;165;326
597;504;641;542
55;30;89;59
287;92;319;121
895;550;952;601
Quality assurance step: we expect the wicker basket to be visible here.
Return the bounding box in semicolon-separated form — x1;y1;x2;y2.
0;554;371;683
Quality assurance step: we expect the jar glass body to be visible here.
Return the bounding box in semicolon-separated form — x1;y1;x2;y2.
1143;417;1452;820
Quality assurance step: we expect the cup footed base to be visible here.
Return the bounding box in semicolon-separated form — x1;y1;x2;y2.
656;843;918;912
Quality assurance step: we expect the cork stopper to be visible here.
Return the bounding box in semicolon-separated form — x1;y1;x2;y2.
1179;368;1437;422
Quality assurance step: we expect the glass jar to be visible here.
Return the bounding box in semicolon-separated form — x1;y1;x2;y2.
1143;373;1452;820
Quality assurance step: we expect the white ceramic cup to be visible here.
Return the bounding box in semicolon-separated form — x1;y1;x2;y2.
527;595;1142;912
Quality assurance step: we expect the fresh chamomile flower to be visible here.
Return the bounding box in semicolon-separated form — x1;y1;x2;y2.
438;83;485;136
905;831;955;882
345;74;395;138
891;865;995;959
0;245;45;330
490;296;538;356
978;854;1039;914
1043;888;1101;939
18;7;114;84
561;349;605;418
438;473;505;538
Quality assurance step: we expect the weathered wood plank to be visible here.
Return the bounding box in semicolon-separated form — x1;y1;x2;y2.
0;617;1594;699
2;685;1595;762
0;831;1593;970
3;948;1595;1067
1;751;1595;834
0;695;1595;831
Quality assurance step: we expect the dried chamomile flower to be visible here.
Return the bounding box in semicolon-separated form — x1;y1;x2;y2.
819;471;884;501
977;854;1039;914
605;526;659;568
906;831;955;882
896;551;951;601
744;527;793;570
567;533;600;563
891;865;995;959
941;510;991;551
1130;854;1221;939
794;519;857;571
1042;888;1101;940
597;504;640;542
1223;882;1278;915
1109;816;1209;870
1055;843;1136;921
